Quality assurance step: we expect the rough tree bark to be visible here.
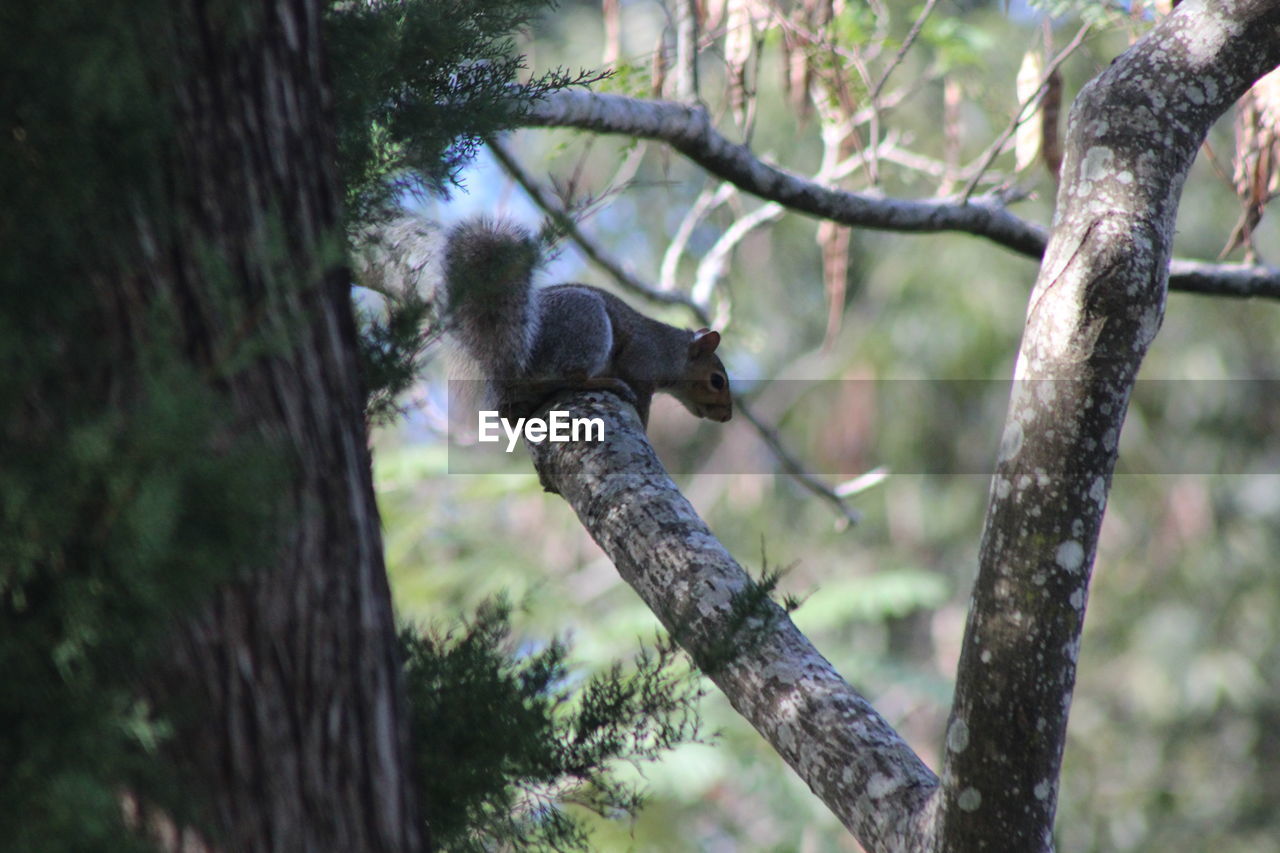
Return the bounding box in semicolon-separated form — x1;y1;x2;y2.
939;3;1280;848
531;393;939;850
131;1;422;849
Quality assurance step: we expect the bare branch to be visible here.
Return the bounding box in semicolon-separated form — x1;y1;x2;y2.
870;0;940;103
523;89;1049;254
693;201;783;309
520;89;1280;299
860;0;942;183
736;399;863;529
660;181;737;293
1167;258;1280;298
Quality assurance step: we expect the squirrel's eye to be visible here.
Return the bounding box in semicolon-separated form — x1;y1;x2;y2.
710;373;726;391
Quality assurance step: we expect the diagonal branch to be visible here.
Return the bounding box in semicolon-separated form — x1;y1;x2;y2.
520;89;1280;299
527;390;937;852
870;0;939;103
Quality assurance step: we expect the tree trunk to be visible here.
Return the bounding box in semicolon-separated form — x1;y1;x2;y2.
939;2;1280;849
129;1;422;849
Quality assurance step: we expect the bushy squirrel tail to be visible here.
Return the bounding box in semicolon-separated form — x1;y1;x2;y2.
443;218;542;379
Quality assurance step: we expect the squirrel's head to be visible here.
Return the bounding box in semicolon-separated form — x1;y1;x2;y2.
670;328;732;423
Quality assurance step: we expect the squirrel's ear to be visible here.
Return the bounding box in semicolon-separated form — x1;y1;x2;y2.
690;328;721;356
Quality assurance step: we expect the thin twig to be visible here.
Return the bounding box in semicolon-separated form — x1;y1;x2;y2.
870;0;940;104
660;181;737;293
693;201;783;308
863;0;938;184
960;22;1092;201
488;136;709;319
738;399;863;529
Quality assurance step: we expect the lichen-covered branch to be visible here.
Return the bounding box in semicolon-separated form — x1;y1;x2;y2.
527;390;938;852
521;89;1280;299
939;2;1280;849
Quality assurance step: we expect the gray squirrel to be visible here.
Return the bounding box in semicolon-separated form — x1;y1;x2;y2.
443;218;732;427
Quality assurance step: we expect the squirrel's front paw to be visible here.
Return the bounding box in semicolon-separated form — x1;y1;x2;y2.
537;469;561;495
598;377;638;406
575;376;638;407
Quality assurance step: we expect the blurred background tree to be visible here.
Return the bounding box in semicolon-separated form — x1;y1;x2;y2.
376;0;1280;849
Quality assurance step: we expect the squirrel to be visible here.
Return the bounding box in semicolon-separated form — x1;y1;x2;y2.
443;217;732;427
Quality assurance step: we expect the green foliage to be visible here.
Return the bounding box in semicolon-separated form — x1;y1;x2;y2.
1029;0;1127;26
1;2;286;849
922;15;997;72
402;599;706;851
329;0;608;416
0;0;170;333
325;0;606;220
829;2;877;46
795;570;950;630
357;291;439;425
0;369;284;852
692;556;800;676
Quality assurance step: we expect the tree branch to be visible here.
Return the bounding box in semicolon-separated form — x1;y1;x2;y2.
1167;257;1280;299
869;0;939;104
523;89;1049;256
521;89;1280;299
939;2;1280;848
736;399;863;529
527;390;937;852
